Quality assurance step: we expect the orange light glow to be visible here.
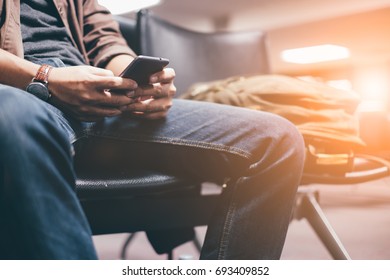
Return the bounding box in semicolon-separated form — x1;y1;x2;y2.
281;44;350;64
354;68;390;112
326;79;353;91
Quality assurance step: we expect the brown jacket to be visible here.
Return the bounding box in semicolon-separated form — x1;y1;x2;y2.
0;0;135;67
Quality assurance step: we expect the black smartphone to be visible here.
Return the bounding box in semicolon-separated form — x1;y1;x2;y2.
119;55;170;85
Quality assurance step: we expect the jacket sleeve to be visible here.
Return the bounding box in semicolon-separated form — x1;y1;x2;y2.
81;0;136;68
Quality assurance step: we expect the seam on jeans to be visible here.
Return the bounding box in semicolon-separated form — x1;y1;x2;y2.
41;102;79;144
217;187;238;260
85;133;253;160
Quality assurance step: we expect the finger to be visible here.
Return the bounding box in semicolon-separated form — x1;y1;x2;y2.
124;98;172;113
77;66;138;90
109;88;136;98
150;68;176;84
161;82;176;98
73;87;131;108
88;67;115;77
134;83;175;99
140;97;172;113
95;76;138;91
87;67;138;90
95;90;137;107
134;84;162;98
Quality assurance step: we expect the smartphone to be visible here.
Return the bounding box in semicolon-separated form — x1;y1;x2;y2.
119;55;170;85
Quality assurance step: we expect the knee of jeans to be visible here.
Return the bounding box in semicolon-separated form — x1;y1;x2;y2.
268;114;305;165
245;112;305;167
0;87;69;156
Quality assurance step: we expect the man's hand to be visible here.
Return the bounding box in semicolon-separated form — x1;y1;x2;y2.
48;65;137;121
122;67;176;120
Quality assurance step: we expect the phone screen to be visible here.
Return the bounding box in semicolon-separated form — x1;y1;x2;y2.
119;55;170;85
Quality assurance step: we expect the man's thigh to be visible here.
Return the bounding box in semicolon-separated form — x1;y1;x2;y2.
73;99;297;182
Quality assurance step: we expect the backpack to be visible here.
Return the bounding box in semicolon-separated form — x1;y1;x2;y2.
181;74;365;174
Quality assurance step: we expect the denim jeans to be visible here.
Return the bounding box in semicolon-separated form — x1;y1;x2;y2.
0;77;305;259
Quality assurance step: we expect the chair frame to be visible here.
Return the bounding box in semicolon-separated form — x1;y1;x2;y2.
77;11;390;260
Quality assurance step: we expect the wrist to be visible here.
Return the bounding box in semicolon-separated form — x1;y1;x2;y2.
25;64;53;101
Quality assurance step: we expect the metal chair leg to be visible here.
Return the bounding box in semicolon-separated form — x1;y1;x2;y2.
294;188;351;260
120;233;137;260
120;188;351;260
193;233;203;253
120;232;176;260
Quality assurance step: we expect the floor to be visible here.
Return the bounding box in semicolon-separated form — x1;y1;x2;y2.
93;176;390;260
